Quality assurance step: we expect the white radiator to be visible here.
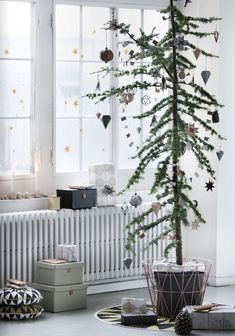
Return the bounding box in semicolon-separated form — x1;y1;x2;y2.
0;204;166;287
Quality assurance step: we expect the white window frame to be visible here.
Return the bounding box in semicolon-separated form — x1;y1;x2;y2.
53;0;166;177
0;0;36;181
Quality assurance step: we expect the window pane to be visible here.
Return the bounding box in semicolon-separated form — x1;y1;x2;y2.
144;10;168;40
0;1;31;59
56;5;80;60
0;119;31;175
82;118;111;170
82;7;110;62
118;117;140;169
56;62;80;117
82;62;110;117
56;119;80;173
0;60;30;117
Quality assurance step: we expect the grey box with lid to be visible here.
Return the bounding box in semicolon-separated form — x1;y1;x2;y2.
37;261;84;286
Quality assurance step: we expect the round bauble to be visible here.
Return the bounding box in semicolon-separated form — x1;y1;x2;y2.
100;47;114;63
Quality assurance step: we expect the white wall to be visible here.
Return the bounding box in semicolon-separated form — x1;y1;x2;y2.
179;0;220;283
215;0;235;285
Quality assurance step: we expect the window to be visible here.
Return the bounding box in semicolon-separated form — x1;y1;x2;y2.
55;3;168;173
0;1;34;176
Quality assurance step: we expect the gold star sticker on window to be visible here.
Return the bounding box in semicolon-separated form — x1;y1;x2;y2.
12;89;16;94
4;49;9;55
72;48;78;56
73;100;79;108
64;146;71;152
124;48;129;55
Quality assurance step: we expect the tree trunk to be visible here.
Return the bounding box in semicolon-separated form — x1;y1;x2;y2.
170;0;183;265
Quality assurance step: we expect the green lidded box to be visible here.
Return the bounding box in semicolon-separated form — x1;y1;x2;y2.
32;282;88;312
37;261;84;286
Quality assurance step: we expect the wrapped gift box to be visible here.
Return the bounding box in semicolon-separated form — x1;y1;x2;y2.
88;164;116;206
37;261;84;286
186;305;235;330
56;188;96;209
32;282;87;312
122;298;146;314
56;244;79;262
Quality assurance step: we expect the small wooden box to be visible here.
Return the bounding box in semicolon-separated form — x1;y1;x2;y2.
37;261;84;286
56;188;97;210
186;305;235;330
32;282;87;312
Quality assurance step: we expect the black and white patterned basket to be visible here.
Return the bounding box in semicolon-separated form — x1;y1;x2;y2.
0;304;44;320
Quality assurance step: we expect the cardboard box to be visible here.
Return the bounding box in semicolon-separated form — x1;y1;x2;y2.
32;282;87;312
37;261;84;286
56;188;97;209
186;305;235;330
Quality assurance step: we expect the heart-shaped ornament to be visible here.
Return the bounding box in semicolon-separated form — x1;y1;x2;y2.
193;48;201;60
201;70;211;85
152;202;161;215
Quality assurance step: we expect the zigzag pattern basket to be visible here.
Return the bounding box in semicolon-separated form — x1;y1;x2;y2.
143;258;212;321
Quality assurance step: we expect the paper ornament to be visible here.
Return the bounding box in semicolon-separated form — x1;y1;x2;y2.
102;115;111;129
121;201;129;215
191;219;200;230
120;92;134;105
130;192;143;208
139;230;145;239
96;112;101;119
100;47;114;63
103;184;115;195
205;180;214;191
213;30;219;43
201;70;211;85
178;69;186;80
152;202;161;215
212;110;219;123
137;127;142;134
193;48;201;60
216;150;224;161
193;200;198;207
141;95;151;106
123;257;132;269
184;0;192;7
150;115;157;127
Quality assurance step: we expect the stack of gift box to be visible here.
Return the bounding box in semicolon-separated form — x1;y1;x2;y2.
33;244;87;313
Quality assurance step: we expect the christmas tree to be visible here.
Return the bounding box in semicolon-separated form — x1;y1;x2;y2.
86;0;223;265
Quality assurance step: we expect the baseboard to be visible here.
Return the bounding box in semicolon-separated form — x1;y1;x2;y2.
208;275;235;286
87;277;147;295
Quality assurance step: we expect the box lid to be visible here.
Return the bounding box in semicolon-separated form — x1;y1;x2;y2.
32;282;88;292
37;261;84;270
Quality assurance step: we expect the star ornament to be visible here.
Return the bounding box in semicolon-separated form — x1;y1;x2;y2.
73;100;79;108
191;219;200;231
72;48;78;56
205;180;215;191
186;124;199;136
64;146;71;153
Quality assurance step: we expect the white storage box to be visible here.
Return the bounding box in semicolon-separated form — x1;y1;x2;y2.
37;261;84;286
32;282;87;312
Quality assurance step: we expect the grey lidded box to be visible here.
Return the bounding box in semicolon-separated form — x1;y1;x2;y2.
37;261;84;286
32;282;87;313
